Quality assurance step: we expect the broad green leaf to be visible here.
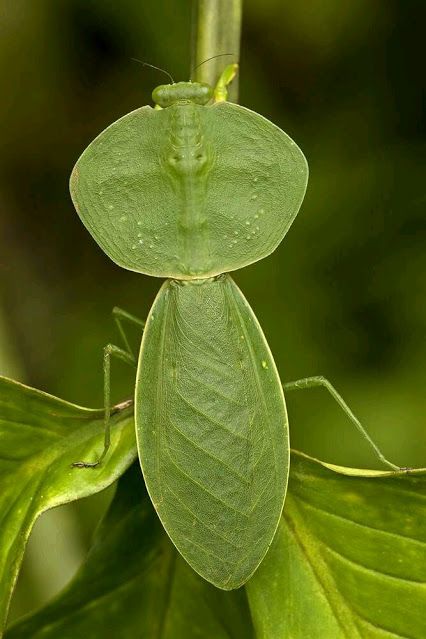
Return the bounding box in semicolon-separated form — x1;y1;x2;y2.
0;376;136;635
70;98;308;279
247;451;426;639
6;464;254;639
3;377;425;637
136;274;289;590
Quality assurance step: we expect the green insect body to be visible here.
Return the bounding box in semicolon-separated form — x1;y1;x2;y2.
136;275;288;589
70;70;308;589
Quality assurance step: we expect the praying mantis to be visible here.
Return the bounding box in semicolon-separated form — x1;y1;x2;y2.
69;64;399;590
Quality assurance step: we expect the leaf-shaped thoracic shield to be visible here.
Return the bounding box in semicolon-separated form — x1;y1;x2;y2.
70;101;308;279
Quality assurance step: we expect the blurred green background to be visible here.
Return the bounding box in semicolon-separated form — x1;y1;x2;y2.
1;0;425;624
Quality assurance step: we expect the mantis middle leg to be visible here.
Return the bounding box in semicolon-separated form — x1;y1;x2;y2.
72;307;145;468
283;375;400;471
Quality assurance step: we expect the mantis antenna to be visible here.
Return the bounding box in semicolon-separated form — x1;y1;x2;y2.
130;58;175;84
190;53;235;79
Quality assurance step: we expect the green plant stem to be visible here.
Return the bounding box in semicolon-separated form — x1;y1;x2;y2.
191;0;242;103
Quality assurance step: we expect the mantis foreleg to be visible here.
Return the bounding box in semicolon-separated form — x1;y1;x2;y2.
213;63;238;102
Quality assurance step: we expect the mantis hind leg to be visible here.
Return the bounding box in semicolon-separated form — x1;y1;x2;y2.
72;307;145;469
283;375;400;471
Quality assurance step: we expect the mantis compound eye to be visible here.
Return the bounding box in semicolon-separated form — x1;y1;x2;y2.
152;81;213;107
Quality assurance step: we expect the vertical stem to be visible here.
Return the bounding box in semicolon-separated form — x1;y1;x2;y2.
191;0;242;103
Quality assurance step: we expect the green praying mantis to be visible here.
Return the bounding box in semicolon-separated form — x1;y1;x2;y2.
69;63;399;590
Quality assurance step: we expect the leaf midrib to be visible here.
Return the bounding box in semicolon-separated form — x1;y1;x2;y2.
284;494;362;639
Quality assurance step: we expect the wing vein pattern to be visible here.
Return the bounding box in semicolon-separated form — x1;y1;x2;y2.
136;274;289;589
